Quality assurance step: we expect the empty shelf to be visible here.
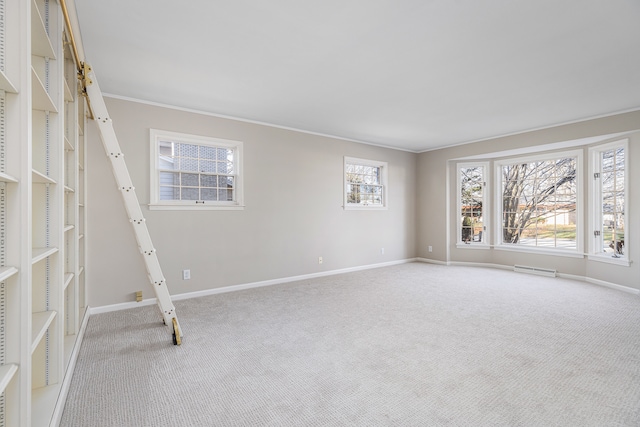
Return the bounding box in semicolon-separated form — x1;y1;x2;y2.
31;311;57;353
0;364;19;395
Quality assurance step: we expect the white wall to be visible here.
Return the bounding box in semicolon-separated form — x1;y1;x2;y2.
87;97;417;307
417;110;640;290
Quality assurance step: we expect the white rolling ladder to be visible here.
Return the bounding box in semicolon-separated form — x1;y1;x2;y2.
80;63;183;345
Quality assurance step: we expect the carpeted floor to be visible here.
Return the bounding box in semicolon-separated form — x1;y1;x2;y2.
60;263;640;426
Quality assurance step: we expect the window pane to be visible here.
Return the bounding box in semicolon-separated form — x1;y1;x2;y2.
199;146;217;160
201;175;217;187
182;188;199;200
159;186;179;200
178;143;199;158
180;158;198;172
200;160;216;173
159;171;179;186
201;188;217;201
181;173;199;187
501;156;577;249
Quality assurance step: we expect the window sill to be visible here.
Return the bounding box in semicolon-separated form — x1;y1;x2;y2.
494;244;584;258
587;254;631;267
456;243;490;250
343;205;387;211
149;204;245;211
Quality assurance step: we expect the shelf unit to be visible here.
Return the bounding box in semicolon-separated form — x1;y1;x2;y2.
1;0;88;425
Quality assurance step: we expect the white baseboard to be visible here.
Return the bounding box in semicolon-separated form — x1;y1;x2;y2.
415;257;448;266
90;258;418;314
583;276;639;295
52;306;91;427
425;259;639;295
90;257;639;316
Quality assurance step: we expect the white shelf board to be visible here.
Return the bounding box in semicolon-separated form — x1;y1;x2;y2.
31;0;56;59
65;135;74;151
64;78;73;102
0;69;18;93
31;383;60;427
64;272;74;290
31;310;57;354
0;266;19;282
78;234;84;240
64;185;74;193
0;171;18;183
64;334;77;370
32;168;57;184
64;224;75;232
32;247;59;264
0;364;19;395
31;67;58;113
78;266;84;276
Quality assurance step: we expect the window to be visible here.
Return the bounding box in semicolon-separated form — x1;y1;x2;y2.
457;163;489;246
344;157;387;209
150;129;243;210
495;150;582;255
589;140;628;264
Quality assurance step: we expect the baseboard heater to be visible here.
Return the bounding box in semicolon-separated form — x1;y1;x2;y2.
513;265;557;277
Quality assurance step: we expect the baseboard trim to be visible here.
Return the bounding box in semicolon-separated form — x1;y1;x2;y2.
91;258;418;314
52;306;91;427
415;257;448;266
425;259;639;295
583;276;640;295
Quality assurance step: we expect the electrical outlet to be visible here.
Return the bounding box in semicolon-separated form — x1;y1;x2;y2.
183;269;191;280
380;247;385;254
428;246;433;252
318;256;323;264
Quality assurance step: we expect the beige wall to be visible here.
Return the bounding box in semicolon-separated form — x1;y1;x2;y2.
417;110;640;290
87;97;417;306
87;99;639;307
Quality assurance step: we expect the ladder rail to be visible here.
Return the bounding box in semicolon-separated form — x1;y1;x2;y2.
83;65;182;340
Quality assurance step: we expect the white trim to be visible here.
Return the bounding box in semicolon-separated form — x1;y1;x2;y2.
587;139;629;263
418;108;640;153
149;129;244;210
51;307;91;427
456;243;490;250
90;258;419;314
104;93;418;153
494;148;584;256
343;156;388;210
587;254;631;267
415;257;448;266
456;161;490;246
583;276;639;295
493;244;585;259
418;259;639;295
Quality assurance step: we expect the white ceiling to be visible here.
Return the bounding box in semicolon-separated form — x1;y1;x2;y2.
74;0;640;152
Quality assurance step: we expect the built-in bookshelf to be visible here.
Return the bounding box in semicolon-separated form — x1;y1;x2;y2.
0;0;87;425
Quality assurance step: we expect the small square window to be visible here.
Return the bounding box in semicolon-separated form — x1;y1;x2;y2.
344;157;388;210
150;129;244;210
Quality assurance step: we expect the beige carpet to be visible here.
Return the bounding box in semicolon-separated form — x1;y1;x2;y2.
61;263;640;426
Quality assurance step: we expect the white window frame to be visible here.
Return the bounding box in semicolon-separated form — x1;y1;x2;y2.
149;129;244;210
343;157;388;210
456;162;490;249
588;139;629;266
494;149;583;257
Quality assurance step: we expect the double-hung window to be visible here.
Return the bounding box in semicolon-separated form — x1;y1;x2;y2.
589;139;628;265
150;129;244;210
495;150;582;255
457;162;489;246
344;157;387;209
